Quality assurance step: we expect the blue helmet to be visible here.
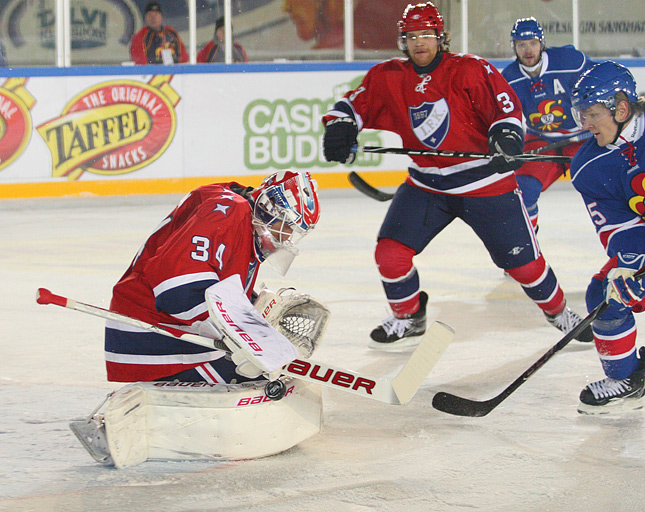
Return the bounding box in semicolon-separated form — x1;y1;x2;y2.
511;17;544;43
571;61;638;113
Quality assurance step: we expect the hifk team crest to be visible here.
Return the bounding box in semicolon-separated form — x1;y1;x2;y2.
37;75;180;180
409;99;450;149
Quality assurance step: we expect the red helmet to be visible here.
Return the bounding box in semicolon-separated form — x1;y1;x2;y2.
397;2;444;35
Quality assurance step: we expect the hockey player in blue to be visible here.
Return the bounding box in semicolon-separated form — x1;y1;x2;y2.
570;61;645;414
502;17;596;231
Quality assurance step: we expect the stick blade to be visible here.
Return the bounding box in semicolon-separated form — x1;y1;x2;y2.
348;171;394;202
389;321;454;405
432;391;496;417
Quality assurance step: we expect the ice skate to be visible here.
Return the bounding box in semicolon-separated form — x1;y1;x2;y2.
578;348;645;414
69;413;113;464
544;303;593;342
369;292;427;351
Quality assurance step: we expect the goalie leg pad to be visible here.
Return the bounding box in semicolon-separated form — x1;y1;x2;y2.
72;379;323;469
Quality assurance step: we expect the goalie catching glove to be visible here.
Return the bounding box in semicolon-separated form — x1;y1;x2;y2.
253;285;330;359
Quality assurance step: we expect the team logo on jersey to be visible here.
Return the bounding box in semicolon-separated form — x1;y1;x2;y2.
37;75;180;180
0;78;35;172
529;99;566;132
409;100;450;149
629;171;645;218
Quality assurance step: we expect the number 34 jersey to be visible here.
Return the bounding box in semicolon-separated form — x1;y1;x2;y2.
106;183;260;382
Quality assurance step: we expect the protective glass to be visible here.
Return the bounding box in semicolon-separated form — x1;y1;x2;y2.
571;104;612;129
397;32;440;51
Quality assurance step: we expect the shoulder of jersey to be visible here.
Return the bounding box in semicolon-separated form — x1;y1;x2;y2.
545;45;585;69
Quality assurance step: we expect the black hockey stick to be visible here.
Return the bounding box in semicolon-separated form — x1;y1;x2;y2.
353;145;572;163
432;268;645;417
348;171;395;202
528;132;592;154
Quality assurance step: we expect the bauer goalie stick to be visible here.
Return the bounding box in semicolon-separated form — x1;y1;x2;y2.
36;287;454;406
431;268;645;417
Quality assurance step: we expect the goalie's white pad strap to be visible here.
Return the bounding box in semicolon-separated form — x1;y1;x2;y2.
205;276;298;373
96;379;322;468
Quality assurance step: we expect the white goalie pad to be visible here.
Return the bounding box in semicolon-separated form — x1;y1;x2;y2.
70;378;322;469
204;276;298;374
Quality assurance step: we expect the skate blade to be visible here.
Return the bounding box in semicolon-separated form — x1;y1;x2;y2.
577;395;645;415
69;419;113;464
368;333;424;352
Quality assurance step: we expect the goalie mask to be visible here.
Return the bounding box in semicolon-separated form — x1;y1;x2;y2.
250;171;320;276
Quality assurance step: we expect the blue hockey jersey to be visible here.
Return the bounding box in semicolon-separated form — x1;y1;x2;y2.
570;115;645;266
502;45;596;141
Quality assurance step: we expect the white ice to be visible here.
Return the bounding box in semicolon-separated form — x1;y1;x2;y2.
1;182;644;511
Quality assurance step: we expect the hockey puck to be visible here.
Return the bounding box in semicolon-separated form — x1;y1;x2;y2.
264;379;287;401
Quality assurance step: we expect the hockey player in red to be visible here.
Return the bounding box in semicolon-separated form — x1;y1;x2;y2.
322;2;592;350
105;171;320;383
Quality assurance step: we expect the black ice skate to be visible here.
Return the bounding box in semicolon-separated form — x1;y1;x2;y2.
369;292;428;351
544;303;594;342
578;348;645;415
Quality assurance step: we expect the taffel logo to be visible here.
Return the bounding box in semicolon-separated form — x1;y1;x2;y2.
37;76;180;180
243;76;383;170
409;99;450;149
0;78;35;172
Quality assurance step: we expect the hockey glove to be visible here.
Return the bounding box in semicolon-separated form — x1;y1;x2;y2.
488;126;524;173
606;268;645;308
323;117;358;164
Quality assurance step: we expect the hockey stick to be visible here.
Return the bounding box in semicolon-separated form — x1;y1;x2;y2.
348;171;395;202
352;145;572;163
36;288;454;406
431;269;645;417
528;132;592;154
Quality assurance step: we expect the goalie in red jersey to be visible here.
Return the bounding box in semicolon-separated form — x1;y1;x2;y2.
322;2;591;350
105;171;320;384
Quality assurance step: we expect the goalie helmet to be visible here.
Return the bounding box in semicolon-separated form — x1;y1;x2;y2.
571;61;638;126
397;2;444;51
250;170;320;275
510;17;544;43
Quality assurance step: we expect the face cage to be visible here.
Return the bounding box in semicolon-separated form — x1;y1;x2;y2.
252;191;310;276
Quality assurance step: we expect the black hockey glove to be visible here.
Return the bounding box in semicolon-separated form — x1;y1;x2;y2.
488;126;524;173
323;117;358;164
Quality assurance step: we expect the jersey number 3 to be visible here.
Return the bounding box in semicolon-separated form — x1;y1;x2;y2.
496;92;515;113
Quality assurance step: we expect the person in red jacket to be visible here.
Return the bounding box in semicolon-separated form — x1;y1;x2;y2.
130;1;188;65
197;17;248;63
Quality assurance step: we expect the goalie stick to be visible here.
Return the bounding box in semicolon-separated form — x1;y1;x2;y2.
36;287;454;405
431;269;645;417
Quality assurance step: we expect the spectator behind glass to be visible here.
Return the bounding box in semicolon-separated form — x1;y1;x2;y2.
130;1;188;65
197;16;248;63
0;39;7;66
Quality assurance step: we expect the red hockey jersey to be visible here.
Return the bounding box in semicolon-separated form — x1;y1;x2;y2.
105;183;260;382
324;54;524;196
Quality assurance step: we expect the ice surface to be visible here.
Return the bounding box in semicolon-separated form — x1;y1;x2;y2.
1;183;644;511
